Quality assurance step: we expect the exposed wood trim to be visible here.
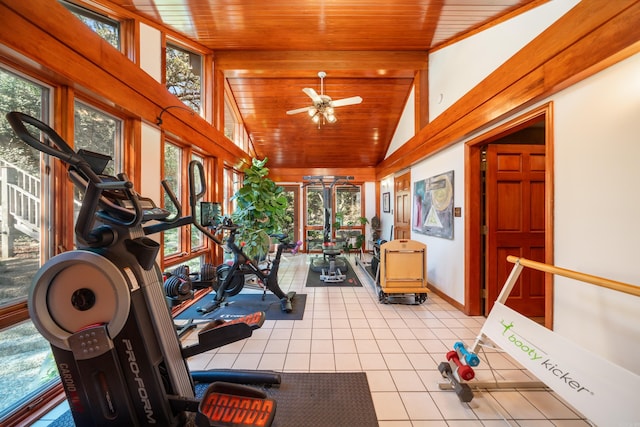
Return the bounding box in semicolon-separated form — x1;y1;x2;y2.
414;68;429;131
0;301;29;330
269;167;377;183
427;282;466;313
463;143;482;316
376;0;640;179
3;383;65;427
464;103;552;317
543;103;555;330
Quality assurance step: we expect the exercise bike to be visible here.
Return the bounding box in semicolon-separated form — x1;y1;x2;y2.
188;161;301;315
7;112;278;426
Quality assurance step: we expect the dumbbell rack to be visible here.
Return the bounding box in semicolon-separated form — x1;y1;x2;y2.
438;256;640;426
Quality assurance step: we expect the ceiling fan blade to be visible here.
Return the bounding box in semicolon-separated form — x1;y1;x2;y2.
331;96;363;108
286;106;314;115
302;87;323;104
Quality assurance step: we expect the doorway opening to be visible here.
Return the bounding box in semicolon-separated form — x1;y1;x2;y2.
465;103;554;328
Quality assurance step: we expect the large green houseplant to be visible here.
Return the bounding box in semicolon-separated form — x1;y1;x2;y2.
231;157;289;260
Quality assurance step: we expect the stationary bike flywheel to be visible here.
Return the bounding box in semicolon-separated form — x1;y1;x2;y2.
214;264;245;296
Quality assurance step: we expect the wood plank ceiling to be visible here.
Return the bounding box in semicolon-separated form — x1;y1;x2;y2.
107;0;542;170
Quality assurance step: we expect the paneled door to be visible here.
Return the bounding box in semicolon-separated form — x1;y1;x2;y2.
394;171;411;239
485;144;546;317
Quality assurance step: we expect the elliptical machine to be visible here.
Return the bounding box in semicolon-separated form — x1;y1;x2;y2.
7;112;277;426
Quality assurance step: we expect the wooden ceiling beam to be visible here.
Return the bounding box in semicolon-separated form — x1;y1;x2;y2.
215;50;427;78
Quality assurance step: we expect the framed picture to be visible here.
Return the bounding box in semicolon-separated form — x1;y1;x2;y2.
412;170;454;239
382;192;391;213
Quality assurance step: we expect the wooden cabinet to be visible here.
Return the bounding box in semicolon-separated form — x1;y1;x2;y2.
378;239;428;304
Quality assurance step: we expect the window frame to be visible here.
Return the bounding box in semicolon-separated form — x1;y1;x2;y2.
164;40;204;115
161;139;214;271
304;183;364;252
0;64;62;424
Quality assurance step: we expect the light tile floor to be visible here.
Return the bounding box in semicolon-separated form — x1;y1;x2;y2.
33;253;593;427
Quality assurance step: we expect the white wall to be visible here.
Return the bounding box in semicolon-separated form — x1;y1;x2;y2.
139;23;162;82
363;182;376;245
385;87;415;158
409;144;465;303
379;175;395;241
428;0;580;120
384;0;640;375
138;26;163;246
551;53;640;374
381;0;579;303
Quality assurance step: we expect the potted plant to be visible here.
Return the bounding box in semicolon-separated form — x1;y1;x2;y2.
231;157;289;260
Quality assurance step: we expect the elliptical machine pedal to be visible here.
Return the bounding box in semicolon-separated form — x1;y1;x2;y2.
195;382;276;427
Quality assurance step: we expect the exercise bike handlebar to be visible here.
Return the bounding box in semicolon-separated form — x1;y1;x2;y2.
188;159;226;246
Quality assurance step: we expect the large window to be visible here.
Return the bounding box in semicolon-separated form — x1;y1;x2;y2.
224;96;248;151
223;166;242;218
305;184;362;251
163;142;183;257
166;43;202;113
163;141;211;270
0;68;56;420
72;100;123;223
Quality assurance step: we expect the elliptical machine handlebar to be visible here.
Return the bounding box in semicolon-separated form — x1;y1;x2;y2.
6;112;150;243
6;111;95;178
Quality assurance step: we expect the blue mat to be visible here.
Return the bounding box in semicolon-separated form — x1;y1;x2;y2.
175;292;306;321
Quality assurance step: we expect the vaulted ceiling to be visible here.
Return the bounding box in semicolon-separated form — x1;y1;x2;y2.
107;0;542;170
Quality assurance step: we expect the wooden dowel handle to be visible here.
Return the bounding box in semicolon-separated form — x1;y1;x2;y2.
506;256;640;297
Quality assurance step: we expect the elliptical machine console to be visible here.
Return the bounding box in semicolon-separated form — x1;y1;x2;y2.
6;112;277;426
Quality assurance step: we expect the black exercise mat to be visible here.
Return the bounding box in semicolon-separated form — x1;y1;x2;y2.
175;292;306;321
49;372;378;427
306;259;362;287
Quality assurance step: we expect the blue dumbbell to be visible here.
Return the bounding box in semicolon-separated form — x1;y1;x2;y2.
454;341;480;367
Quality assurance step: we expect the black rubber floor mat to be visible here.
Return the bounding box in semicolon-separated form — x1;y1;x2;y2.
50;372;379;427
305;261;362;287
259;372;378;426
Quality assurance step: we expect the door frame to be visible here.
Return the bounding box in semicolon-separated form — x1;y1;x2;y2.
464;102;555;328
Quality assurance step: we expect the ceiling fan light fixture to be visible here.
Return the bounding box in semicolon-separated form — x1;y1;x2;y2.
286;71;361;127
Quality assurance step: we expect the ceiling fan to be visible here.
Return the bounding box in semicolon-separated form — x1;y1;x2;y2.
286;71;362;124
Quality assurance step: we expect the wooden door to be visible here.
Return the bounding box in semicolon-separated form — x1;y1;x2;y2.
394;171;411;239
485;144;545;317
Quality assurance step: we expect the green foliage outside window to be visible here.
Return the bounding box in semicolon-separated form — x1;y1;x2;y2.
166;44;202;112
62;1;120;49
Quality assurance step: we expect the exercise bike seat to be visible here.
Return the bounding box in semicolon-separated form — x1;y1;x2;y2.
269;233;288;242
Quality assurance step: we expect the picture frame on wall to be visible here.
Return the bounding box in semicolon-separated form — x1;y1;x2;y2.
383;192;390;213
